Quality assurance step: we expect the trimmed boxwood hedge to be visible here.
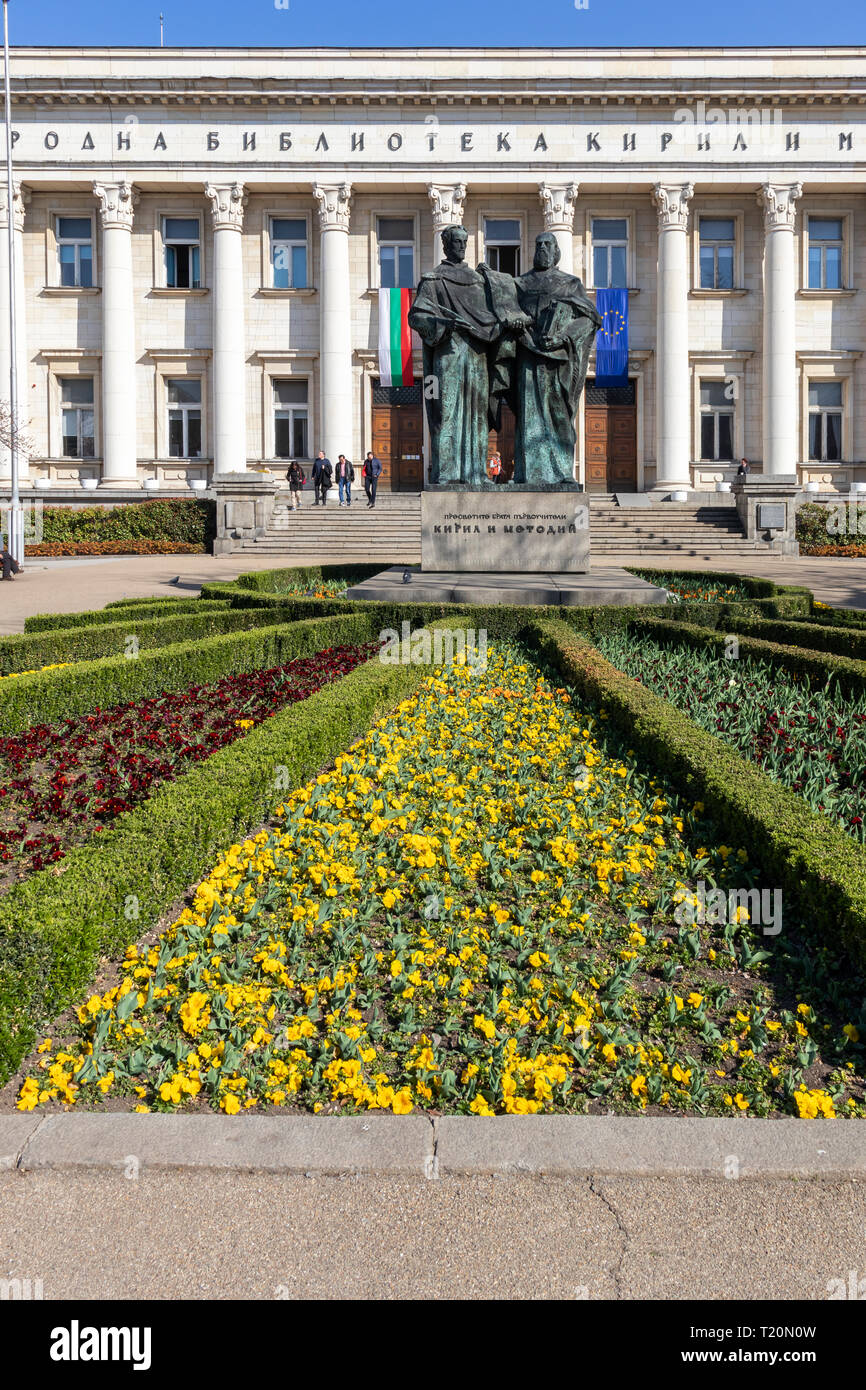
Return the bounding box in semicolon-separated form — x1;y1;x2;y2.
23;598;231;635
38;498;215;547
0;611;378;734
0;603;310;675
524;617;866;972
630;616;866;698
785;606;866;630
714;614;866;662
0;618;468;1086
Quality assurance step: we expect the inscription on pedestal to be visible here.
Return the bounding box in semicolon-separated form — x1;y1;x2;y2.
422;491;590;572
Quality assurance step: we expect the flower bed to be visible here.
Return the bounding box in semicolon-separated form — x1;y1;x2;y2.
593;627;866;841
628;568;751;604
0;642;376;887
17;641;865;1118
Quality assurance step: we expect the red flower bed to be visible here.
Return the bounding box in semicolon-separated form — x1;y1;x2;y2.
800;543;866;558
26;541;206;556
0;642;377;889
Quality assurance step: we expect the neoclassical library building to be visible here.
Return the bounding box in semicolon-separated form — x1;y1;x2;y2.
2;44;866;495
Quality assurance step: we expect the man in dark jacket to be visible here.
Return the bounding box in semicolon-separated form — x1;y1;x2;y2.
364;451;383;509
335;454;354;507
312;451;332;505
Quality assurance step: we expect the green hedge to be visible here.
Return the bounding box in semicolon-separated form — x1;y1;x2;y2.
233;563;385;592
0;612;377;734
1;603;309;675
524;618;866;971
715;614;866;662
630;616;866;698
38;499;215;547
624;567;814;619
0;617;467;1086
23;598;231;634
785;606;866;630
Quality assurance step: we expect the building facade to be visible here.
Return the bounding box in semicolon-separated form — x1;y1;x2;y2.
3;45;866;495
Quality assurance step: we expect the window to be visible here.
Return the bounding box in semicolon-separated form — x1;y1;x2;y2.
699;380;734;461
163;217;201;289
167;379;202;457
484;218;521;276
592;218;628;289
808;381;843;461
271;218;307;289
60;377;95;458
273;379;309;458
56;217;93;288
808;217;844;290
378;218;415;289
699;217;735;290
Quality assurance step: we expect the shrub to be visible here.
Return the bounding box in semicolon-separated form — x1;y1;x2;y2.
23;599;230;633
796;501;866;555
35;498;215;547
0;612;378;734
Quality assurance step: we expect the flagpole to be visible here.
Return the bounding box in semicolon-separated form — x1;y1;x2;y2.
2;0;22;565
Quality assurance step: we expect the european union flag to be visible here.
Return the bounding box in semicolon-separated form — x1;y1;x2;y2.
594;288;629;387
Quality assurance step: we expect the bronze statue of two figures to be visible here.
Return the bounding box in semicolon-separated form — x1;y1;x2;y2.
408;227;602;488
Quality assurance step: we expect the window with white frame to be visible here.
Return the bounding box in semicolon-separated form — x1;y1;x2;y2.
808;380;843;460
273;379;309;458
271;218;307;289
807;218;844;290
163;217;201;289
378;218;415;289
60;377;95;458
484;218;521;276
167;378;202;457
56;217;93;288
699;217;735;290
699;380;734;461
591;218;628;289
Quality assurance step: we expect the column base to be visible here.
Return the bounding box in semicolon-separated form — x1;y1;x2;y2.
649;483;692;496
98;478;142;489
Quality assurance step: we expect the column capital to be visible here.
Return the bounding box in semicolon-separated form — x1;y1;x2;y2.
757;182;802;232
0;181;30;233
538;182;577;232
93;181;138;231
312;182;353;232
205;181;247;232
652;182;693;232
427;182;467;232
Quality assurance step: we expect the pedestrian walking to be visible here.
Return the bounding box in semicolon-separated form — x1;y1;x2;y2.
286;459;305;511
312;450;332;505
364;451;383;509
335;454;355;507
1;542;21;581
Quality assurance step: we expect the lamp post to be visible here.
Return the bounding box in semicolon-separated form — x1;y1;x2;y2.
2;0;22;565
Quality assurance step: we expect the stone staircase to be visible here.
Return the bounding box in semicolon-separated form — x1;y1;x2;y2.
238;490;423;561
589;495;755;558
237;489;758;562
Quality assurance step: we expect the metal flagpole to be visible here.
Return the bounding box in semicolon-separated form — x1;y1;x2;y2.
2;0;23;565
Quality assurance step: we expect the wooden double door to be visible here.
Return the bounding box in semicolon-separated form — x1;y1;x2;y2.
371;381;423;490
584;378;638;492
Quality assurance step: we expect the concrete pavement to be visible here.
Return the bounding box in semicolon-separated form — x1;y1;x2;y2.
1;551;865;634
1;1167;862;1300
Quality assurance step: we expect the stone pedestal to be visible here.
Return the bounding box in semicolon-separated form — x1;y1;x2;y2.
212;472;277;553
422;488;590;572
733;479;801;554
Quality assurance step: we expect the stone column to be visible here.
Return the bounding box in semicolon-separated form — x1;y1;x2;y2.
205;182;248;476
93;182;139;487
427;183;466;264
0;182;30;482
538;183;577;273
313;182;353;464
757;182;802;479
652;182;694;492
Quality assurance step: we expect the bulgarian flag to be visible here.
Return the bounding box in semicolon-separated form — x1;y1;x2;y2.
378;287;414;387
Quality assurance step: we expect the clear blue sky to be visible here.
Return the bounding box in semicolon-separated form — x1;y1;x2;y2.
6;0;865;51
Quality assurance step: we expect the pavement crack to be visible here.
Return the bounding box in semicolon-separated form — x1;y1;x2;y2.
16;1116;47;1171
588;1175;629;1298
425;1117;440;1180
